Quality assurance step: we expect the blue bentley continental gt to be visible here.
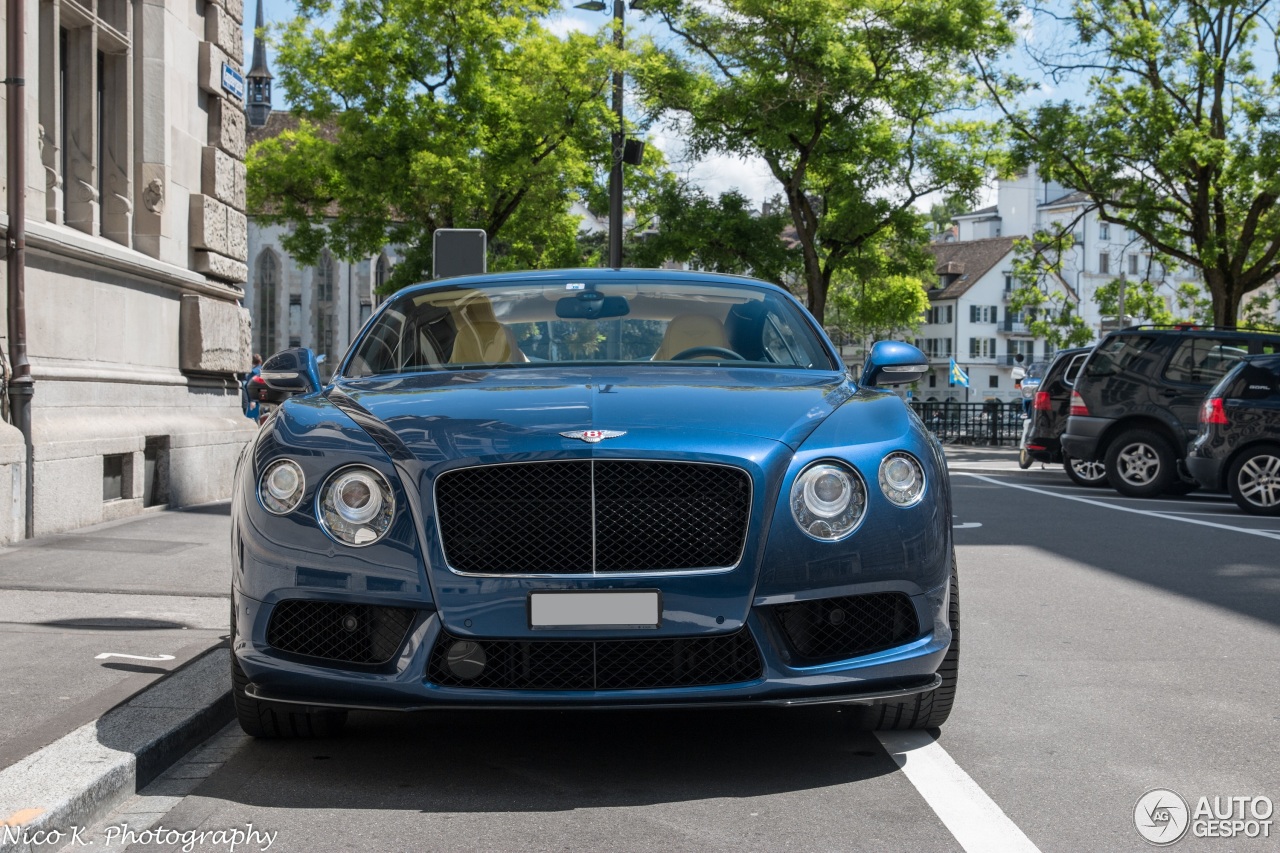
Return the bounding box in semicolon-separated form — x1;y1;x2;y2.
231;269;957;736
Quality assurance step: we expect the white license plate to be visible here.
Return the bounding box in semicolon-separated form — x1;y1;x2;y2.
528;591;661;629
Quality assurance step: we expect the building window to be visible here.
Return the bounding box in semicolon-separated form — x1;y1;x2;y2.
970;305;998;323
1004;274;1013;292
314;251;337;371
969;337;997;358
255;251;281;356
929;373;937;387
1098;253;1110;274
1129;254;1140;275
41;1;132;242
1099;223;1110;240
989;374;999;388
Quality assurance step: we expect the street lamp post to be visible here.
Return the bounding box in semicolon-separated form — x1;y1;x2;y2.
577;0;640;270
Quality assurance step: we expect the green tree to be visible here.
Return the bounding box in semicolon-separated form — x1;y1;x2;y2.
828;273;931;345
1241;290;1280;330
981;0;1280;327
248;0;618;291
626;185;800;285
928;195;974;235
634;0;1016;324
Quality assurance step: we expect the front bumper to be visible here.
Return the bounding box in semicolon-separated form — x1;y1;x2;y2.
1060;416;1113;461
233;594;952;710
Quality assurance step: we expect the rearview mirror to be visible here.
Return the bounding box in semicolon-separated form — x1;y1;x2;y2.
261;347;322;395
555;293;630;320
860;341;928;387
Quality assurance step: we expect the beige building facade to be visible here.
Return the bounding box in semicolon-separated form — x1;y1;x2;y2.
1;0;255;542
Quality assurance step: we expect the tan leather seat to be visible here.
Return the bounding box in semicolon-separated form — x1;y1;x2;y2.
654;314;731;360
447;292;525;364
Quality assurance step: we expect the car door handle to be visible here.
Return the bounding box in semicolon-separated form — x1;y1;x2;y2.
1161;389;1179;397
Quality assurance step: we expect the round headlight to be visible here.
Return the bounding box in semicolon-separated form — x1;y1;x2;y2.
791;461;866;541
259;459;305;515
318;466;394;546
879;452;926;507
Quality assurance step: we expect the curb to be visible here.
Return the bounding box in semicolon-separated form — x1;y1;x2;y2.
0;650;233;853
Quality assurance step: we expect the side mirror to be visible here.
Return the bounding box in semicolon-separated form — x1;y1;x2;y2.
261;347;322;395
860;341;928;387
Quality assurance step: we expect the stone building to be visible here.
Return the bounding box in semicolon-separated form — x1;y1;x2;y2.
1;0;255;542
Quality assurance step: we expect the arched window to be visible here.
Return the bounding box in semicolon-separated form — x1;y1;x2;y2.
313;250;337;374
254;250;280;356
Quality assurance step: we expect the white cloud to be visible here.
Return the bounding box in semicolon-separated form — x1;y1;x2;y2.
647;113;780;206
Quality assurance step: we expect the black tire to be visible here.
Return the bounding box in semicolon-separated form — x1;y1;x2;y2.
1063;456;1108;487
1018;447;1033;470
846;557;959;731
1227;443;1280;516
230;603;347;739
1104;428;1177;498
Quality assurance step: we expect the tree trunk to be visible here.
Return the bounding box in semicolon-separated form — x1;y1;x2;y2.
782;186;826;324
1205;269;1240;328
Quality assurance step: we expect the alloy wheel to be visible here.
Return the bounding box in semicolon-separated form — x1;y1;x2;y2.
1237;453;1280;509
1069;458;1106;483
1116;442;1161;487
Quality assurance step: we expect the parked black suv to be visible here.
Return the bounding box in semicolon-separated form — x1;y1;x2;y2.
1025;346;1109;486
1186;354;1280;515
1061;326;1280;497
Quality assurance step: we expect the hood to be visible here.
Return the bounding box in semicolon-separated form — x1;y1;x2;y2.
331;366;853;454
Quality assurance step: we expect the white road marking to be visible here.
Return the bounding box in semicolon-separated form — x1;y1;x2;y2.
94;653;176;662
960;473;1280;540
952;522;983;529
876;730;1043;853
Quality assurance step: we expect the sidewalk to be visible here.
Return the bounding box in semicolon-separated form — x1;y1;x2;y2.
942;444;1063;474
0;505;234;848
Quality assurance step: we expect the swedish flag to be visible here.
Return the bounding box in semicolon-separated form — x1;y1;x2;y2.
949;358;970;388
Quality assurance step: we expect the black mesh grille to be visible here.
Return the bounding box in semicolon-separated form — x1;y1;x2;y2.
434;461;751;574
266;600;415;666
771;593;920;664
427;630;762;690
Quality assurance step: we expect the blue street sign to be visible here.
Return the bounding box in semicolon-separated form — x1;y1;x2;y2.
221;63;245;101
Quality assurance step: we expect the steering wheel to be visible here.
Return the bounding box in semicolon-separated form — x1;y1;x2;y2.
671;346;746;361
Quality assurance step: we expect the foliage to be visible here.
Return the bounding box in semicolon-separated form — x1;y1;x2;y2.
633;0;1017;325
1240;290;1280;330
626;186;800;285
828;274;931;344
247;0;619;292
927;195;975;235
980;0;1280;326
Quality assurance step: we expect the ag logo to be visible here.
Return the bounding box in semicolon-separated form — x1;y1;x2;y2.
1134;789;1190;845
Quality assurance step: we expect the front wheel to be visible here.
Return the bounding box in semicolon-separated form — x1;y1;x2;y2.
1228;444;1280;516
1104;429;1177;498
1063;456;1108;487
1018;447;1034;470
846;557;958;731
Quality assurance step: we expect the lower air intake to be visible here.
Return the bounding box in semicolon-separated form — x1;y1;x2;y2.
427;630;763;690
266;600;415;666
771;592;920;664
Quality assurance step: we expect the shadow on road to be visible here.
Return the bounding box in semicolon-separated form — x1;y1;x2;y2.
191;706;893;811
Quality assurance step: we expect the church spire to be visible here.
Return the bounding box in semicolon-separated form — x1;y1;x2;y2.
246;0;272;127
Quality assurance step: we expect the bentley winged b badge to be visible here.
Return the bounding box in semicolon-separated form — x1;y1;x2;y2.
560;429;627;443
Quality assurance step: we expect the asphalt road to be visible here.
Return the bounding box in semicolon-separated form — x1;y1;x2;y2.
74;470;1280;853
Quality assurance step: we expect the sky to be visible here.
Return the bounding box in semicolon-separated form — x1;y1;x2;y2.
240;0;1084;214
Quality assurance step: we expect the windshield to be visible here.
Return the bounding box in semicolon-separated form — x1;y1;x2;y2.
345;279;837;377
